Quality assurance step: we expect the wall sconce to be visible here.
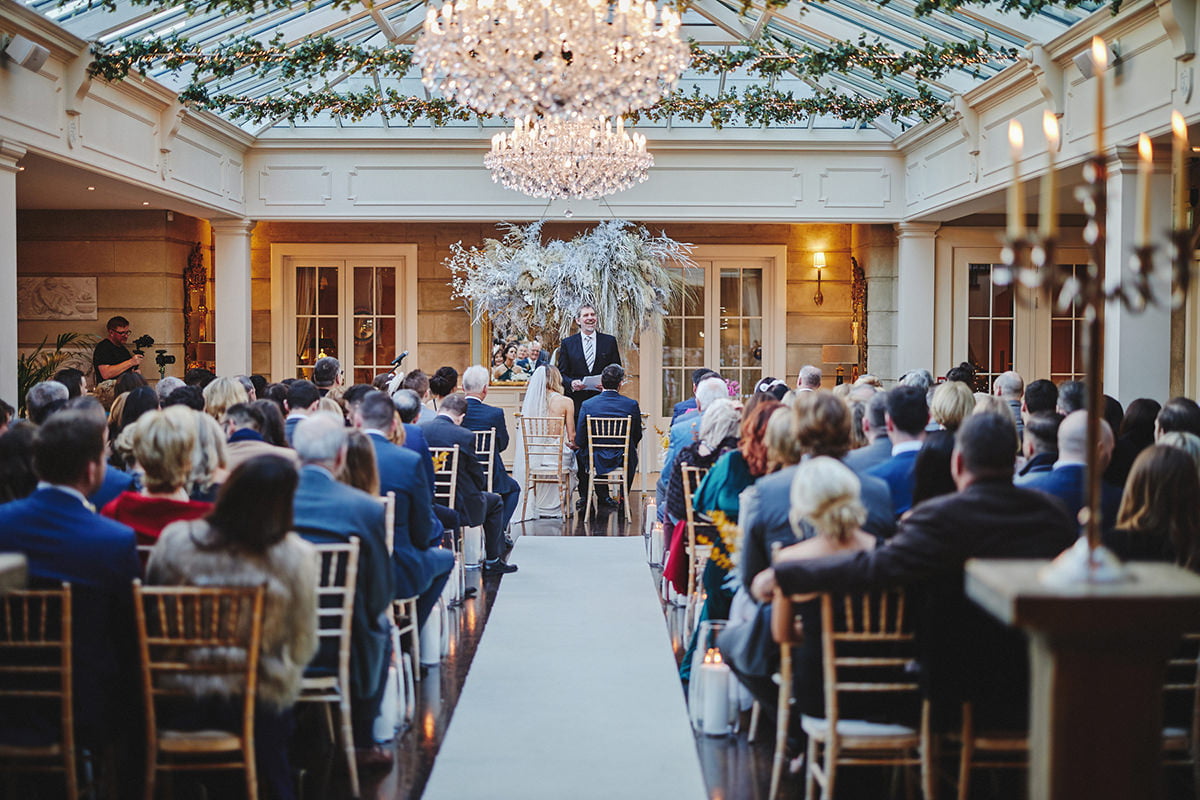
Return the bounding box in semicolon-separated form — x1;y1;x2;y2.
813;252;826;306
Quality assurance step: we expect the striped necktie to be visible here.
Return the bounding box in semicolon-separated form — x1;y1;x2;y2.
584;334;595;371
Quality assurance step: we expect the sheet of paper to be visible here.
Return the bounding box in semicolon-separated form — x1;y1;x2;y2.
582;375;603;390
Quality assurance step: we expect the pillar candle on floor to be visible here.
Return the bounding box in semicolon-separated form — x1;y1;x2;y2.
650;522;664;565
701;649;731;736
644;502;657;536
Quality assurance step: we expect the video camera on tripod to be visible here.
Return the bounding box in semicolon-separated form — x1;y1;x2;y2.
131;335;177;378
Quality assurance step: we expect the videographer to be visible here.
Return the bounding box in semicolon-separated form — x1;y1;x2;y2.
92;316;144;380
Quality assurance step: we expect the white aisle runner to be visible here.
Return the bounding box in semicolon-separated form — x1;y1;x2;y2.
422;536;707;800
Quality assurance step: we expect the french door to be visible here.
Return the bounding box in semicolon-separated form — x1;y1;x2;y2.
271;244;418;383
955;247;1090;390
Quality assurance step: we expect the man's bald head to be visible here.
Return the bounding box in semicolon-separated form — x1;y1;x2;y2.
1059;410;1113;467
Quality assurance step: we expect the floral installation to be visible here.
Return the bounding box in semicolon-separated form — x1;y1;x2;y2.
726;379;741;398
446;220;692;350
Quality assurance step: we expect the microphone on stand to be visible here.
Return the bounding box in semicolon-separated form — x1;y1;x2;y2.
391;350;409;367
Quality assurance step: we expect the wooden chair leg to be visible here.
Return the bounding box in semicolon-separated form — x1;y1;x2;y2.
338;697;360;799
805;736;819;800
143;747;157;800
922;699;938;800
244;741;259;800
321;704;335;742
769;645;793;800
957;702;974;800
748;701;762;743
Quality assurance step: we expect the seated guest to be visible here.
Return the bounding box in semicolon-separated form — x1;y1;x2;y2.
656;375;727;519
866;384;929;516
428;366;458;411
222;402;299;471
740;391;895;594
1022;410;1122;532
101;406;213;545
665;399;741;524
51;367;87;399
399;370;438;423
420;393;518;574
1160;431;1200;474
672;367;719;424
992;370;1025;440
1021;378;1058;421
291;413;396;767
929;380;974;433
112;385;159;445
909;429;957;510
283;379;322;445
0;398;12;435
752;412;1077;732
354;392;454;627
188;410;230;502
154;376;185;402
49;396;138;508
184;367;216;389
695;397;782;522
25;380;68;425
1106;398;1161;487
576;364;643;510
163;384;205;411
1056;379;1086;415
202;375;249;421
462;365;522;530
1105;444;1200;568
0;409;140;778
844;391;891;473
1156;396;1200;439
147;455;318;800
1015;411;1061;481
0;424;37;503
251;398;290;447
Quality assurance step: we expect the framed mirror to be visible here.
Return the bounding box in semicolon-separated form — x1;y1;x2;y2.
484;321;561;386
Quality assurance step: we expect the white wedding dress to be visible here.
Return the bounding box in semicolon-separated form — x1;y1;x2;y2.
513;366;576;521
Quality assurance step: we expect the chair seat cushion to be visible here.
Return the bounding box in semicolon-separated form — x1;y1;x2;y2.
159;729;242;752
801;714;918;740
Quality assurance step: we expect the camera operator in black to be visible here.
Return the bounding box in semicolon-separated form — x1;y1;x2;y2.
92;316;144;380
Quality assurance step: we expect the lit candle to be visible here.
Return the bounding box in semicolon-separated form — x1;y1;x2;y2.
1174;111;1189;231
700;648;732;736
1137;133;1153;247
1093;36;1108;155
1040;111;1059;239
650;521;664;565
644;502;657;537
1008;120;1025;239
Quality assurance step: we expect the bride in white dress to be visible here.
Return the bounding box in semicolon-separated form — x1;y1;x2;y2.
513;365;577;520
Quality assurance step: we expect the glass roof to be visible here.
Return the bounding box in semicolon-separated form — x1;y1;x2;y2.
22;0;1102;139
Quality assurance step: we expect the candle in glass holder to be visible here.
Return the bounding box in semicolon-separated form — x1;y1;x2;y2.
1092;36;1108;155
1007;120;1025;238
700;648;731;736
644;502;657;537
650;522;665;565
1174;111;1189;231
1040;111;1059;238
1136;133;1153;248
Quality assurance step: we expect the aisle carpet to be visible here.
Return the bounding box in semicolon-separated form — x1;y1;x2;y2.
422;535;707;800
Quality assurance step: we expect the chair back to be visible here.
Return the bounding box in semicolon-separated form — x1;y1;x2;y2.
474;429;496;492
380;492;396;555
819;589;919;729
429;445;460;509
134;581;266;744
520;416;566;474
309;541;361;685
680;465;713;630
585;416;632;475
0;583;75;792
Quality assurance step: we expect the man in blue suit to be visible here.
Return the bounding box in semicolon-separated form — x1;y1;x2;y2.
283;379;321;446
670;368;718;424
1015;411;1060;480
461;365;522;531
576;364;643;509
393;389;462;541
866;384;929;516
292;413;395;764
420;394;517;574
0;408;140;774
354;392;453;628
656;375;728;521
1022;410;1122;531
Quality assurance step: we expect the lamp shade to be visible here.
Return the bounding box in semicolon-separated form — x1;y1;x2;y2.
813;252;827;269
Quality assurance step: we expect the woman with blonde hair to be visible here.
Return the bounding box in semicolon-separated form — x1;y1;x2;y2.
930;380;974;432
101;405;213;544
189;410;230;502
513;364;577;519
340;430;381;496
202;375;249;420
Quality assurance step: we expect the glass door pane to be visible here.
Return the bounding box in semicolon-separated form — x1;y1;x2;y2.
295;264;340;379
351;265;398;385
718;266;764;399
1049;263;1086;383
966;263;1015;392
661;265;706;416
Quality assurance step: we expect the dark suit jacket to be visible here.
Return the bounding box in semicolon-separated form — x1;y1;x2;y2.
366;432;437;600
739;459;895;593
463;397;520;496
1015;451;1057;480
671;397;697;425
867;448;921;515
0;487;140;738
557;331;621;404
842;435;892;474
419;414;489;527
401;423;436;499
576;389;643;475
293;465;393;701
285;414;304;446
1020;463;1123;532
773;478;1076;725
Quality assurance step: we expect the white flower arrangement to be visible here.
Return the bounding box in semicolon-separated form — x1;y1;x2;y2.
447;220;693;348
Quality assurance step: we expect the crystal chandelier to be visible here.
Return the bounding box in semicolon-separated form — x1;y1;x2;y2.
484;117;654;199
414;0;690;120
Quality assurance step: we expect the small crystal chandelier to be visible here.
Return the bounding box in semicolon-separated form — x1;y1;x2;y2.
414;0;690;121
484;117;654;199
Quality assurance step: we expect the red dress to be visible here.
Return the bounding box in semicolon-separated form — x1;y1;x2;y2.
101;491;212;545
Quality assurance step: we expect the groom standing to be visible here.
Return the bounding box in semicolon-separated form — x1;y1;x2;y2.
557;304;622;421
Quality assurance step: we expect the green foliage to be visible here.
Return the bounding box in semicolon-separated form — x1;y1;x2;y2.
16;332;98;417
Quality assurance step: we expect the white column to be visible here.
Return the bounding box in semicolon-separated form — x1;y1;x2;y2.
1103;148;1173;405
893;222;940;375
210;219;256;377
0;141;26;409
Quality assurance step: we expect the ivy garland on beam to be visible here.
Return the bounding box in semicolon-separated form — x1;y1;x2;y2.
88;34;1001;124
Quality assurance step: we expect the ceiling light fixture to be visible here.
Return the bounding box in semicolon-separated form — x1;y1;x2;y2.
485;116;653;199
415;0;689;120
87;186;95;191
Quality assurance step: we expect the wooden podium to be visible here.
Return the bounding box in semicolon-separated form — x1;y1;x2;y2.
966;559;1200;800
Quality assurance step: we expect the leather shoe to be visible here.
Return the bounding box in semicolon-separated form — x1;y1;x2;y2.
355;745;394;769
483;558;518;574
575;499;588;512
601;496;621;510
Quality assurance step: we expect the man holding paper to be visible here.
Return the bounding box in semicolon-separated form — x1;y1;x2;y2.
557;303;622;418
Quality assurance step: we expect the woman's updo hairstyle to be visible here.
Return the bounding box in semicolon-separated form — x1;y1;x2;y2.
788;455;867;543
